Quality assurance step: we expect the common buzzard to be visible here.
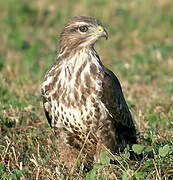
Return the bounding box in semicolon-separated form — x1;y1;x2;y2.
41;16;137;168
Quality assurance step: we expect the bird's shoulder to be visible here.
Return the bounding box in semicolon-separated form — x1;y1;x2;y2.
101;67;135;128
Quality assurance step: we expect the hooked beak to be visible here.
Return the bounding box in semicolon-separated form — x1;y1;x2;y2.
97;25;108;40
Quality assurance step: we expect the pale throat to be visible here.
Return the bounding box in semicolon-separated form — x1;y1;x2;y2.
58;46;101;79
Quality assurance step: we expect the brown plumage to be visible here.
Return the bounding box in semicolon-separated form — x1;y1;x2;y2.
41;16;137;168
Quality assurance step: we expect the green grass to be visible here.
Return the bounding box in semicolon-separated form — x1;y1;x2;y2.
0;0;173;179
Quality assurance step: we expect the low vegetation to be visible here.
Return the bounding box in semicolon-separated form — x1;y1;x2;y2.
0;0;173;179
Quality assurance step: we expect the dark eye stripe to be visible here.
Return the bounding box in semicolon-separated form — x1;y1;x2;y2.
79;26;88;32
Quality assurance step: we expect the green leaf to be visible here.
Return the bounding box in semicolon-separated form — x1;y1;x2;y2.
86;169;96;180
135;172;145;179
100;150;110;165
144;146;152;153
93;163;103;170
132;144;145;155
159;144;170;157
0;163;4;173
86;163;103;180
122;146;130;159
122;171;128;180
123;151;130;160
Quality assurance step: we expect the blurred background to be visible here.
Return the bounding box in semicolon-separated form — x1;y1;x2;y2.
0;0;173;178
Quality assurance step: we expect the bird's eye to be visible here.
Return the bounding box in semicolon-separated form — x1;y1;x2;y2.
79;26;88;32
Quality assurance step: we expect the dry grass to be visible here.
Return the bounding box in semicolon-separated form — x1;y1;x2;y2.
0;0;173;179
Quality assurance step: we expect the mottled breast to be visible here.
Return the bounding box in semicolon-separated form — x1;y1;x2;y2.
41;49;114;154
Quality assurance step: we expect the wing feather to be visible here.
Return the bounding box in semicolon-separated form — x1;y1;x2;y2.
102;67;137;148
43;96;52;128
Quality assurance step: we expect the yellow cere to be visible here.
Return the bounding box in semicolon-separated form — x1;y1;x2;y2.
97;25;103;31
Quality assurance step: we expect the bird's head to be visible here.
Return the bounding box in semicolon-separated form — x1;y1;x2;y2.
59;16;108;51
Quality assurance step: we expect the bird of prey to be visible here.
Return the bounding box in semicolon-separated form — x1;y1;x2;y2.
41;16;137;168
